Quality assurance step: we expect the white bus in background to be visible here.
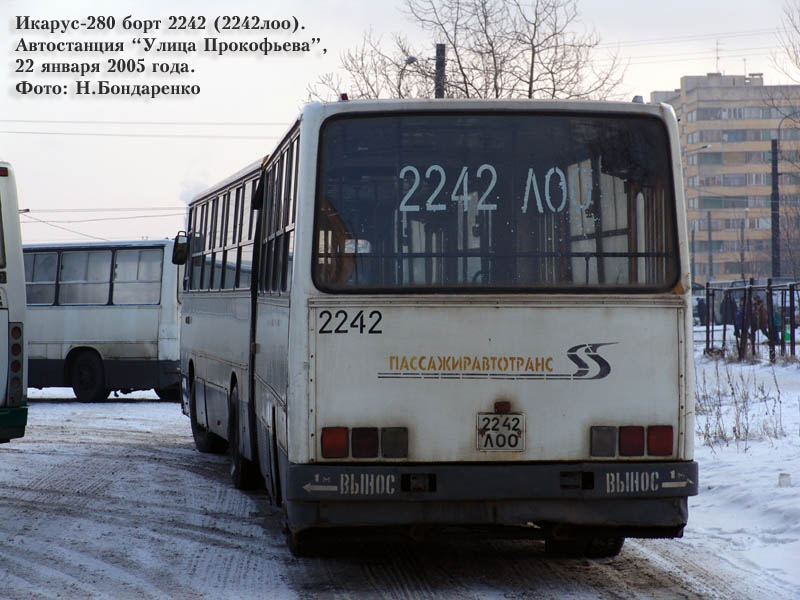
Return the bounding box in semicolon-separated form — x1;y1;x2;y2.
23;239;181;402
0;162;27;442
174;99;697;557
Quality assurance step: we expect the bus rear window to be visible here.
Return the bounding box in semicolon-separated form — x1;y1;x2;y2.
314;112;679;293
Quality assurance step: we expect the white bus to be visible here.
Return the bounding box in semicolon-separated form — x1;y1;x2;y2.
23;240;181;402
174;99;697;557
0;162;27;442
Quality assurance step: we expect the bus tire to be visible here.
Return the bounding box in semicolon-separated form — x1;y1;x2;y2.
585;536;625;558
189;379;227;454
71;351;108;403
155;386;179;402
545;535;625;558
228;384;261;489
285;526;315;557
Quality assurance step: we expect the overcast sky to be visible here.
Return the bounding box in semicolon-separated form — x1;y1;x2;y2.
1;0;792;243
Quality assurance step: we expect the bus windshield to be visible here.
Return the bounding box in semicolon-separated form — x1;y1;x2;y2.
314;112;679;292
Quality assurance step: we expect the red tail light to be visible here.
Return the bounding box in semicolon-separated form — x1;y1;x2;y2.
321;427;348;458
647;425;674;456
619;426;645;456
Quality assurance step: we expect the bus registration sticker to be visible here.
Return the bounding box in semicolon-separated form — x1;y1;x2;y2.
477;413;525;451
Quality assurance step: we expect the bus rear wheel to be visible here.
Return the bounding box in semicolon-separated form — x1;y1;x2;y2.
70;351;108;403
285;526;316;557
189;379;227;454
545;535;625;558
155;386;179;402
228;384;262;489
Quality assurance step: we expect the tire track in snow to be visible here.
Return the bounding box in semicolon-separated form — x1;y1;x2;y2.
6;401;797;599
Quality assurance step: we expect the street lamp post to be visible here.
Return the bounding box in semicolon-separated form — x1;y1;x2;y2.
707;210;713;282
772;136;780;277
684;143;712;283
772;111;800;278
434;43;446;98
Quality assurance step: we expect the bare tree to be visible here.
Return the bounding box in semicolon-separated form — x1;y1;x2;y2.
774;1;800;83
309;30;434;100
781;202;800;279
309;0;624;101
765;2;800;278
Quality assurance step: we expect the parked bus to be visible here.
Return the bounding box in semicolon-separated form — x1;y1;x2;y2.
23;240;181;402
174;99;698;557
0;162;27;442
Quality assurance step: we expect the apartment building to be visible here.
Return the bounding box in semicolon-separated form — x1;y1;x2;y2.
652;73;800;285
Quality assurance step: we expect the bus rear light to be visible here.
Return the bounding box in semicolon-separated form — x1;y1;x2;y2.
351;427;379;458
321;427;349;458
381;427;408;458
0;167;8;177
647;425;674;456
11;343;21;356
619;426;645;456
10;360;21;374
10;326;22;340
590;426;617;457
9;377;22;406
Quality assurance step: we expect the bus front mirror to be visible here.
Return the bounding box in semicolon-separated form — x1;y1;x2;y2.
172;232;189;265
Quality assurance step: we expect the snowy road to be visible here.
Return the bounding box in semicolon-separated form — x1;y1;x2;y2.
0;397;796;599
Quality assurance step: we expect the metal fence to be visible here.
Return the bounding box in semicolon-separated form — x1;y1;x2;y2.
700;278;800;361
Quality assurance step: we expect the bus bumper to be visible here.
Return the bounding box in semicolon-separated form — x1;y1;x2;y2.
283;460;698;536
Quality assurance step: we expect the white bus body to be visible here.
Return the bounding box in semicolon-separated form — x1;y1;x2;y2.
178;100;697;556
0;162;27;442
23;240;181;402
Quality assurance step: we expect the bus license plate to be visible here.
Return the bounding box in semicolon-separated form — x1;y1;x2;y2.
477;413;525;451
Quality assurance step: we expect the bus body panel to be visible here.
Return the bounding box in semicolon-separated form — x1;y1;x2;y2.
180;291;251;442
253;297;290;447
281;99;696;464
308;299;686;463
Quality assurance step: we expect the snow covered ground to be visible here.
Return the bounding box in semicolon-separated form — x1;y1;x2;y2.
8;340;800;597
691;334;800;593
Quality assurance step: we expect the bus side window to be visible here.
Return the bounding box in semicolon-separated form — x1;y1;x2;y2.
189;203;205;290
59;250;112;305
208;197;220;290
271;153;286;292
236;180;255;289
260;168;275;292
113;249;162;305
221;189;239;290
24;251;57;305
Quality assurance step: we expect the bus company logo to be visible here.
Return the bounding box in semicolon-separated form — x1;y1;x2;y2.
377;342;617;381
565;343;616;380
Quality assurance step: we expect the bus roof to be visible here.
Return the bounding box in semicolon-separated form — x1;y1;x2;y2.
23;239;173;251
299;97;675;124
